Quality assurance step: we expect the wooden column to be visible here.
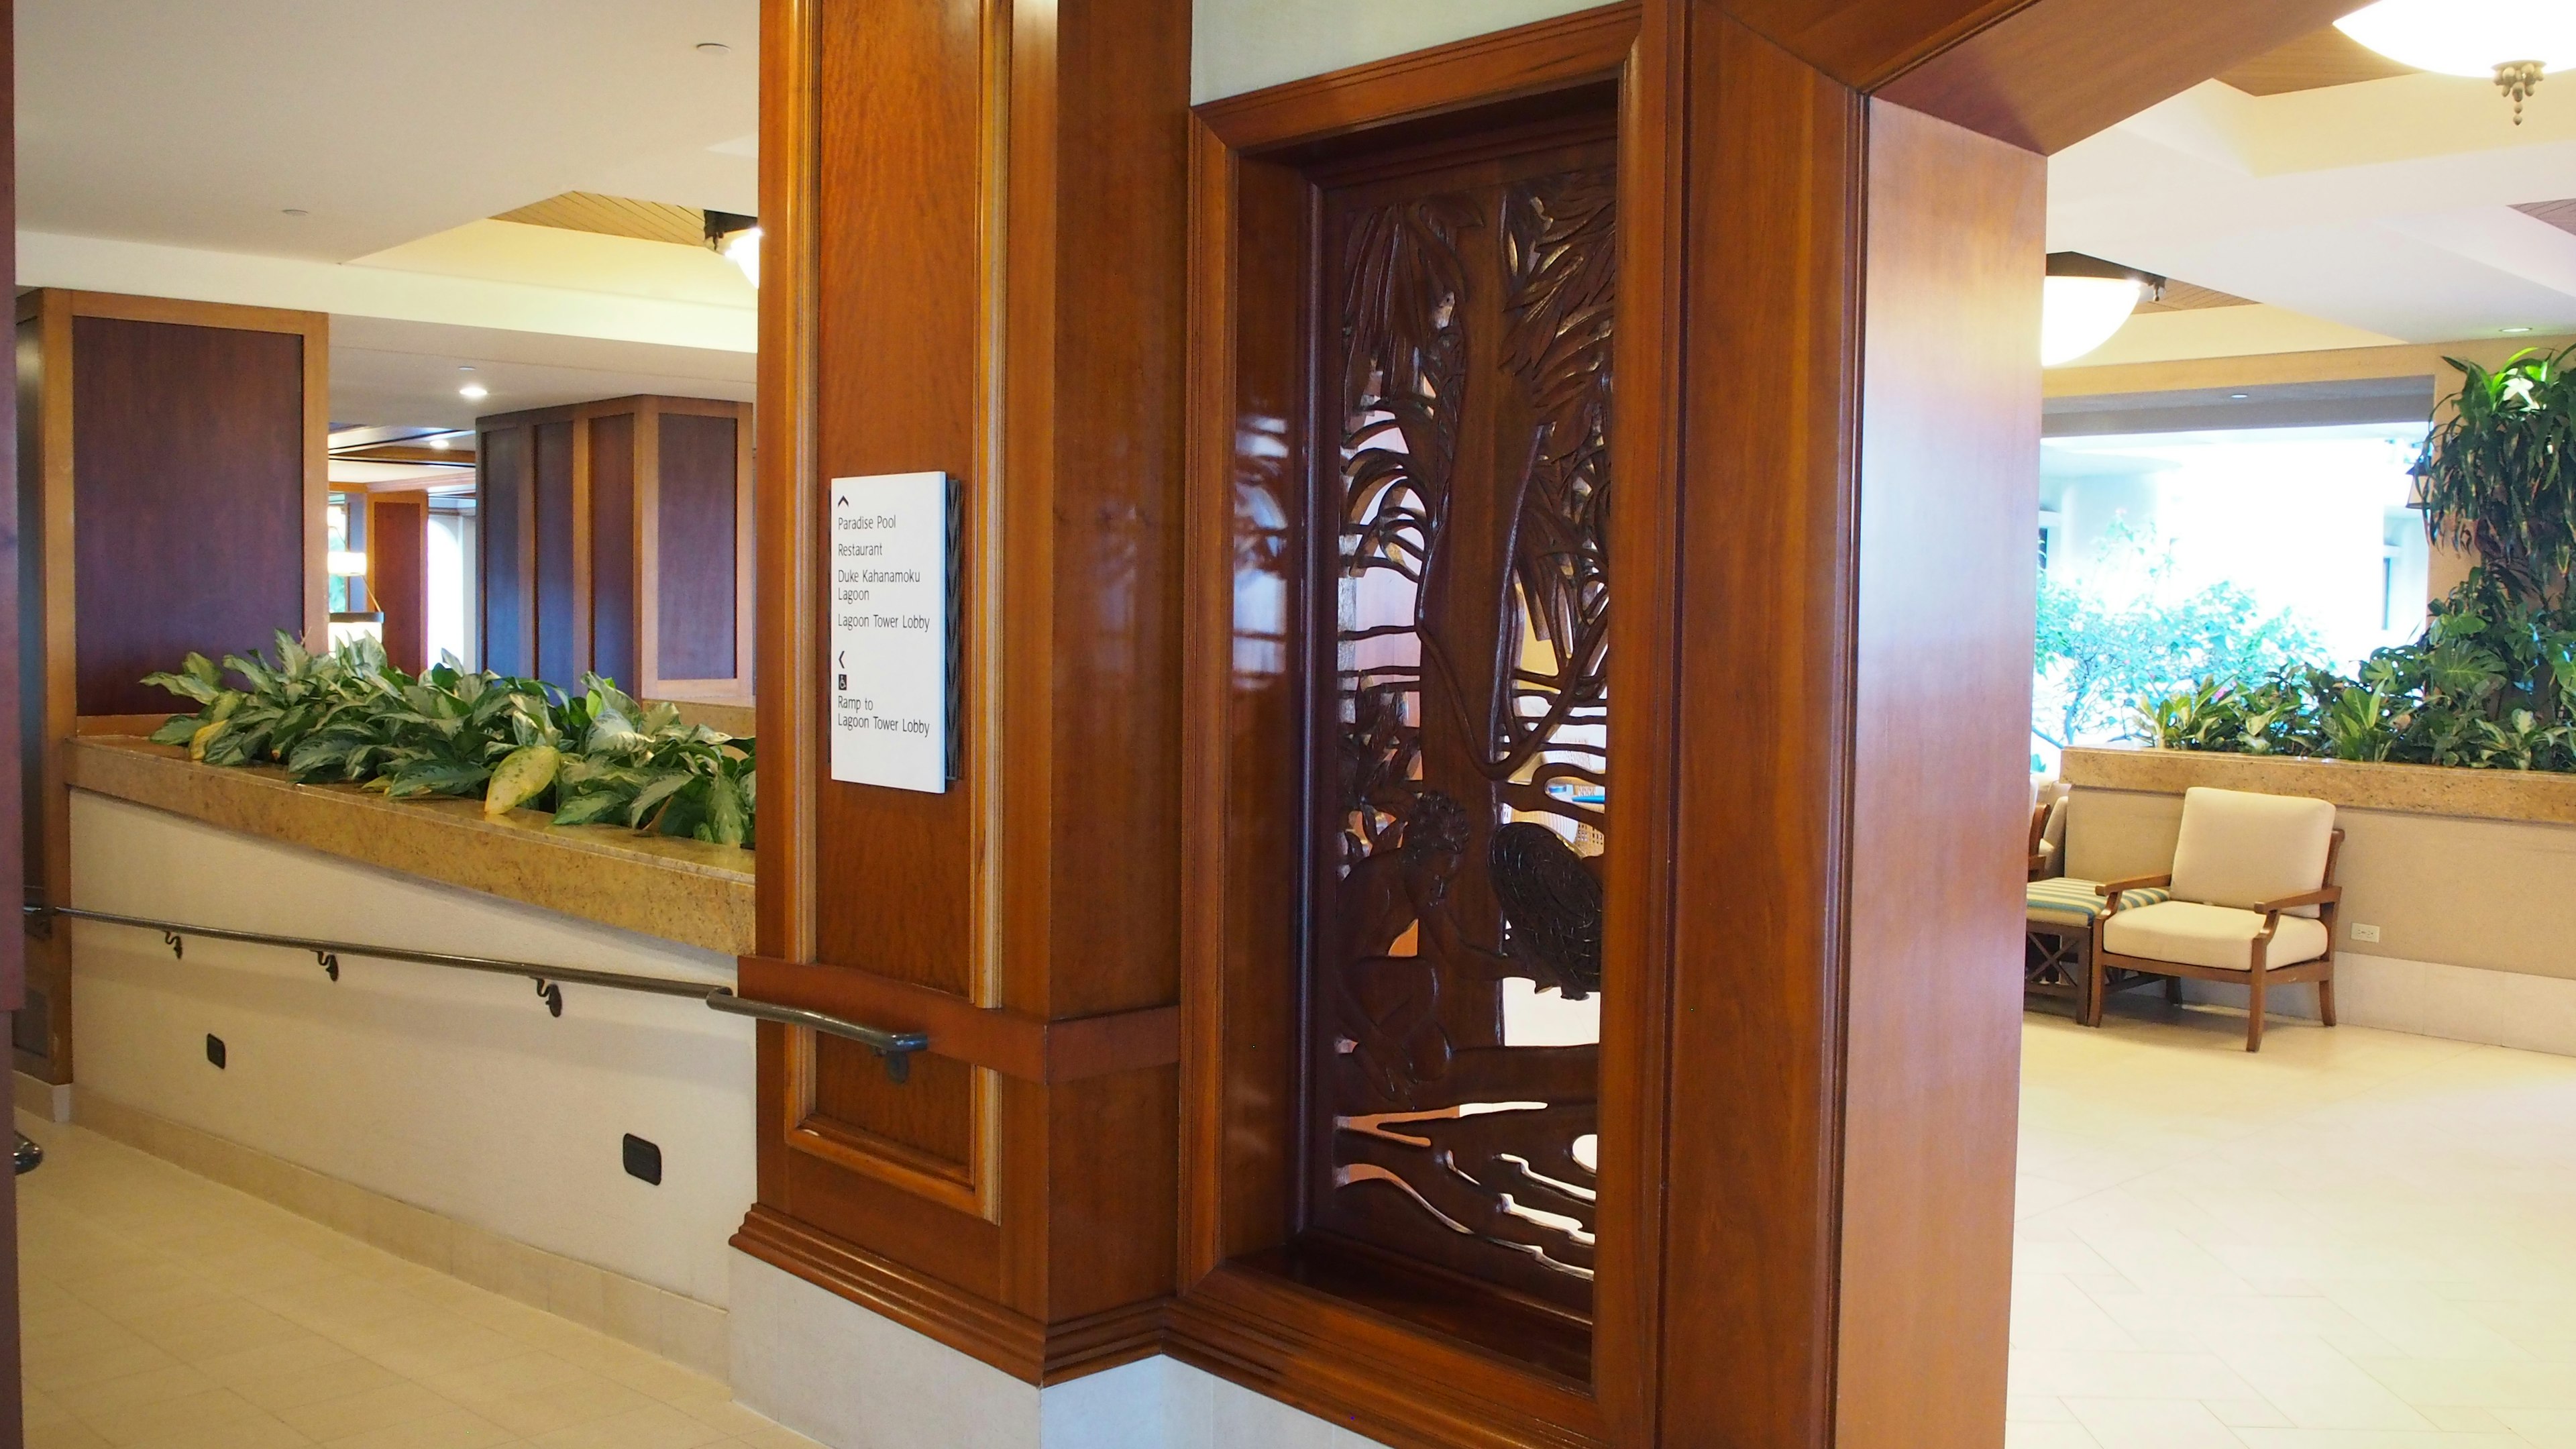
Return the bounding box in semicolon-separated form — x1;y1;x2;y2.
749;0;2368;1441
741;0;1191;1383
13;289;327;1083
366;492;429;675
475;395;754;701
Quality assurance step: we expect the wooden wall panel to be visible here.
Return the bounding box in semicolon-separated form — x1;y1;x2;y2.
808;0;982;996
15;288;324;1083
1833;97;2037;1449
478;425;532;678
1649;19;1861;1444
655;411;738;681
588;413;638;688
69;317;305;715
533;420;578;686
367;494;429;676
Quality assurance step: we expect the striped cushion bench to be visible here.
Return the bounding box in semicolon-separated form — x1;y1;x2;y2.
2027;876;2171;930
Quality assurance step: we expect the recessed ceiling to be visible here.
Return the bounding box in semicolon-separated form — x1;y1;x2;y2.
18;0;757;262
330;316;753;433
2052;66;2576;358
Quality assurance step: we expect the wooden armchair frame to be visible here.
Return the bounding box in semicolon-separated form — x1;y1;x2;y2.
2086;829;2345;1051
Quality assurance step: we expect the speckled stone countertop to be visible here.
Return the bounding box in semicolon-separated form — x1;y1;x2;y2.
67;737;755;956
2062;747;2576;826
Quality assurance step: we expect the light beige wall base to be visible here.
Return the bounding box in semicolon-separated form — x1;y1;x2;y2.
2172;951;2576;1059
13;1069;72;1123
72;1089;731;1380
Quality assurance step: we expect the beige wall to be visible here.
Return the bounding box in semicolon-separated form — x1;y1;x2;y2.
67;792;756;1307
2065;787;2576;983
1190;0;1605;101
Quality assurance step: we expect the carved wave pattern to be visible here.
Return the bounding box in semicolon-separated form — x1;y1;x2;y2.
1323;166;1613;1311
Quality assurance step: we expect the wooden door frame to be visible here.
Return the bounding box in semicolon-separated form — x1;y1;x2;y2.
744;0;2375;1442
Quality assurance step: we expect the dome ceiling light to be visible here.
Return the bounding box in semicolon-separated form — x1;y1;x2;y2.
2043;253;2165;368
2336;1;2576;123
705;210;761;288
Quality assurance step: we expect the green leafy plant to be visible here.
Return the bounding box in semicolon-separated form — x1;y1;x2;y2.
2035;529;2325;751
2124;344;2576;777
2415;345;2576;604
142;635;755;846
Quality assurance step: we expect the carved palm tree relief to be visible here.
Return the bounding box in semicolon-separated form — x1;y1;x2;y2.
1313;152;1614;1314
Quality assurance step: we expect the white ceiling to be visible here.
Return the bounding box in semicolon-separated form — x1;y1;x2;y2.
18;0;759;430
18;0;758;261
2053;69;2576;358
331;315;753;433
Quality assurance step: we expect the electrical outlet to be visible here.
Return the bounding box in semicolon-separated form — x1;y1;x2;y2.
205;1034;227;1069
2351;923;2381;943
623;1134;663;1186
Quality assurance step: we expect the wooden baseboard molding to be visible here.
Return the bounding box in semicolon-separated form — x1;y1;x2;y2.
731;1204;1165;1385
1163;1262;1603;1449
11;1069;72;1123
68;1091;732;1379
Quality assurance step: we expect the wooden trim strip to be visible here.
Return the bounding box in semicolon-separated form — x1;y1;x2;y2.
731;1205;1165;1384
1193;2;1638;152
738;956;1177;1083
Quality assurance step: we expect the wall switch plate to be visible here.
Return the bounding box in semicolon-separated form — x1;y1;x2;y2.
2351;923;2381;943
205;1034;227;1069
623;1134;663;1186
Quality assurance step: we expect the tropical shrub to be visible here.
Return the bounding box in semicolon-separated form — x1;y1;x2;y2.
141;634;755;845
2137;569;2576;773
2131;345;2576;775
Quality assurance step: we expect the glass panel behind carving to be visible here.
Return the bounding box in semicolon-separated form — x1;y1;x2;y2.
1311;142;1613;1316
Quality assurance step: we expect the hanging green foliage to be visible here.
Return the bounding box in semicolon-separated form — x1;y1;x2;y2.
140;634;756;847
2414;343;2576;603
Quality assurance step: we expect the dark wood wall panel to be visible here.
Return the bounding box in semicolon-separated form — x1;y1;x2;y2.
15;316;42;947
1651;15;1860;1444
1833;97;2035;1448
533;419;577;686
810;0;982;994
478;425;531;678
70;317;303;715
656;411;737;680
368;494;428;676
589;414;637;688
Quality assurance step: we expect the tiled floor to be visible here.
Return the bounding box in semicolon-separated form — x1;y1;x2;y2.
2012;1002;2576;1448
12;1115;822;1449
17;1004;2576;1449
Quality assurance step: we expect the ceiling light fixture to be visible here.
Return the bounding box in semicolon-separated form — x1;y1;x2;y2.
428;435;453;450
282;207;309;217
696;41;732;55
2505;325;2536;334
704;209;761;287
2337;1;2576;123
460;384;489;400
2043;253;2164;367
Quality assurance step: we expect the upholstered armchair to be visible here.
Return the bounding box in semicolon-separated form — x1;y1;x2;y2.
2024;790;2171;1021
2089;786;2343;1051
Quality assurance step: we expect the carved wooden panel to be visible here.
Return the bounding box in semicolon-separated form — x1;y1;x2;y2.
1308;139;1615;1316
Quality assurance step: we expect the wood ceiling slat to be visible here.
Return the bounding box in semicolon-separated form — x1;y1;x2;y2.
493;191;706;248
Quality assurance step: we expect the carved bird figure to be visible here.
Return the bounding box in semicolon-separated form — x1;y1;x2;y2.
1487;821;1603;1000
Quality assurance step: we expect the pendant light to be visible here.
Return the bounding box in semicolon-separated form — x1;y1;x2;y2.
2336;0;2576;123
2043;254;2164;368
704;210;761;287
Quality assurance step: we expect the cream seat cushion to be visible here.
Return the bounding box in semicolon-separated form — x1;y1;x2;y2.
2170;786;2336;918
2100;900;2330;972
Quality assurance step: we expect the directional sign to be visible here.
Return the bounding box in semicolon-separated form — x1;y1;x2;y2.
826;472;953;793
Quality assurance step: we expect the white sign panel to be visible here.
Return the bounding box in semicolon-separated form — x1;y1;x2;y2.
828;472;953;793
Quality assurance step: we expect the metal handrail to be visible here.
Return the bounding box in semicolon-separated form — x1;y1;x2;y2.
21;902;928;1082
